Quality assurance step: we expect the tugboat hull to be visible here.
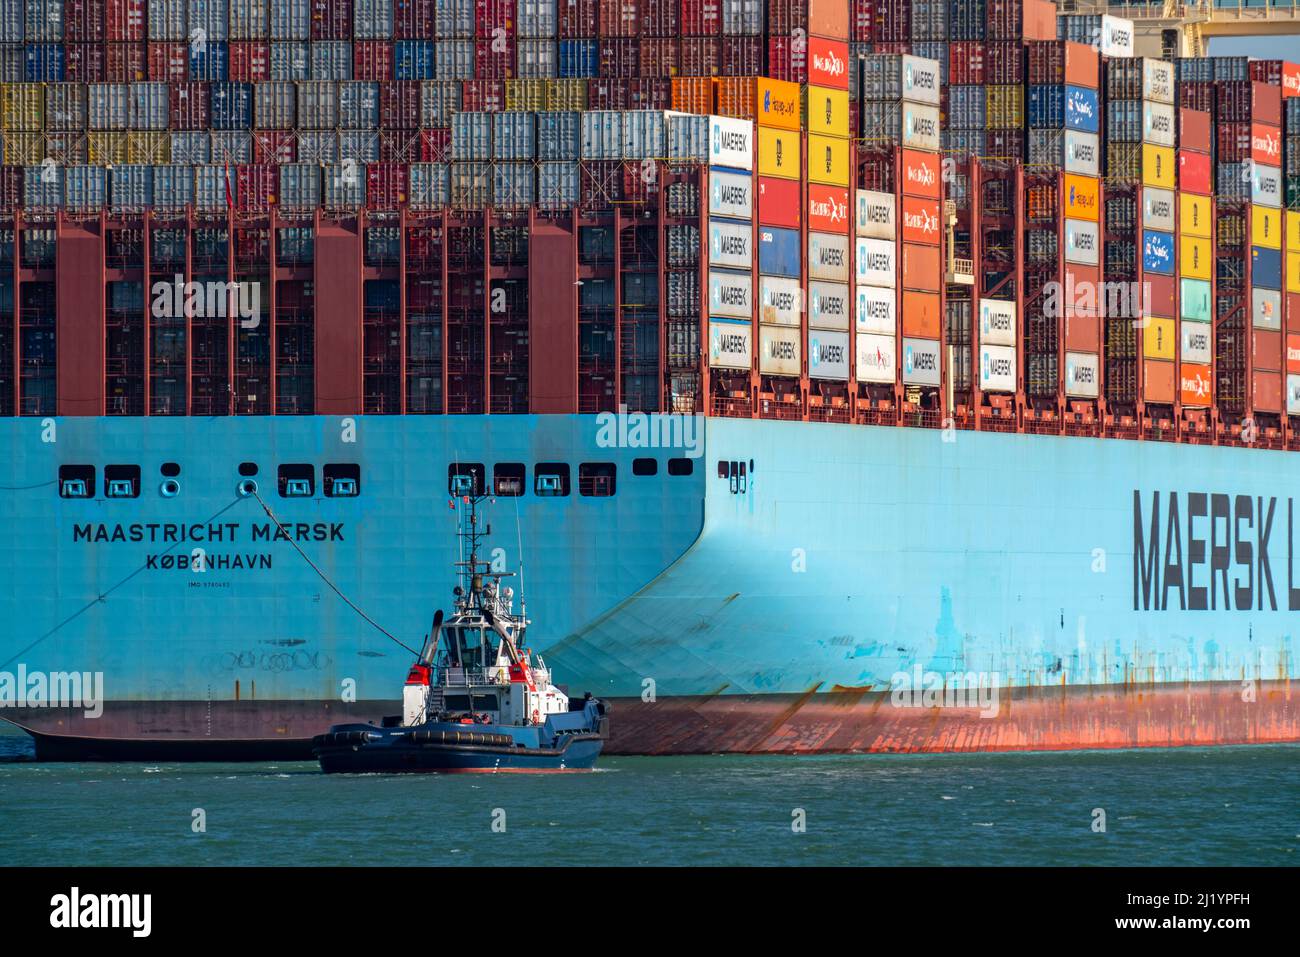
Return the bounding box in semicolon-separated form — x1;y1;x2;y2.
313;724;605;773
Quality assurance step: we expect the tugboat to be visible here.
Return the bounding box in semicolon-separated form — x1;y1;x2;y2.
312;488;609;773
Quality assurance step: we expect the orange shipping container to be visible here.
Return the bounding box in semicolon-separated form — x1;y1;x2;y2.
807;183;850;233
1254;370;1283;412
901;149;941;199
755;77;801;131
1065;314;1100;352
1064;263;1101;317
1284;62;1300;99
1180;363;1213;407
1253;329;1282;371
670;77;711;115
1023;0;1056;40
1062;41;1098;90
808;0;849;40
1063;174;1100;222
901;291;941;338
902;243;941;292
901;195;940;245
807;36;849;91
1144;359;1176;404
715;77;755;119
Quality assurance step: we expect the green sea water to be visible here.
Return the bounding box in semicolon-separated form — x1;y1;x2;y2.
1;728;1296;866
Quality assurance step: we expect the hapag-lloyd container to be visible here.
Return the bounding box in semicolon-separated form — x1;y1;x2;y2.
809;281;850;332
856;189;895;239
710;317;753;371
809;329;850;380
759;323;800;376
856;237;894;287
809;231;849;283
709;269;752;320
855;284;895;334
856;332;896;383
760;276;801;327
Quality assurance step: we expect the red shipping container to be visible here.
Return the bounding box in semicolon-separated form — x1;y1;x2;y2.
851;0;871;42
253;130;296;164
987;0;1031;41
809;0;848;39
65;0;106;43
475;0;514;37
769;0;807;35
720;36;760;77
873;0;909;44
379;81;421;129
1216;80;1281;126
475;37;515;79
679;0;719;36
236;165;276;210
367;163;409;208
147;41;187;81
311;0;353;40
1178;81;1214;114
353;40;393;81
580;160;623;210
598;38;638;78
229;41;271;82
638;37;677;78
622;160;660;206
807;36;848;90
1253;329;1282;371
587;77;625;109
1179;108;1211;154
1253;370;1282;413
378;129;416;162
598;0;638;37
985;41;1024;85
1178;150;1211;195
1026;40;1096;89
1143;359;1176;404
460;80;505;111
871;40;909;54
394;0;436;39
641;0;678;36
169;82;210;129
986;130;1023;159
106;0;146;41
419;127;451;162
1063;264;1100;318
1146;275;1175;318
64;43;106;82
558;0;597;38
1284;62;1300;99
1248;59;1283;88
949;41;984;86
678;37;718;76
758;175;800;228
627;76;668;108
105;42;147;81
1251;123;1282;166
767;36;806;84
0;167;21;210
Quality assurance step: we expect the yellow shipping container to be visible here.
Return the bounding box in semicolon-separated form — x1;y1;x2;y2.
806;133;849;187
127;130;169;163
985;85;1024;131
88;131;129;165
805;85;848;138
545;79;586;111
1288;251;1300;294
506;79;546;112
1142;144;1175;190
1;83;43;131
1143;317;1176;361
757;126;800;180
1181;236;1212;280
1252;205;1282;250
2;131;43;165
756;78;801;131
1179;193;1211;239
1287;210;1300;251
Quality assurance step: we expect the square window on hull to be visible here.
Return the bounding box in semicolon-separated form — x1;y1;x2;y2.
494;463;525;497
448;463;485;496
324;464;360;497
58;465;95;499
104;465;140;498
278;464;315;498
579;463;616;497
534;463;570;497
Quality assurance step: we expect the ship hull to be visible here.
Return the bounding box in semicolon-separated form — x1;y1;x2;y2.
4;413;1300;757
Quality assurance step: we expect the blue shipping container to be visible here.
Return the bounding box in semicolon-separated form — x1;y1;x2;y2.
1251;246;1282;291
24;44;64;82
1027;85;1063;129
1065;85;1099;134
209;82;253;129
394;40;434;80
758;225;800;279
558;40;597;79
189;41;230;81
1142;231;1174;275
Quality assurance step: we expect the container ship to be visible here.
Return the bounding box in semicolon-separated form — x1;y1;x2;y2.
2;0;1300;759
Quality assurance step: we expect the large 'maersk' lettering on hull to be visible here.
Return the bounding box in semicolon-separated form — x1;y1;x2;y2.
1130;490;1300;611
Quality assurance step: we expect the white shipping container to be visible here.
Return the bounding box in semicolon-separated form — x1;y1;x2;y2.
1064;351;1101;398
710;318;752;370
24;0;61;41
410;162;450;208
195;165;231;208
1142;101;1175;148
902;337;941;386
856;332;896;384
153;165;196;207
270;41;309;79
809;330;850;380
23;165;62;207
44;83;86;131
1288;374;1300;416
1141;187;1175;232
759;276;801;327
580;110;621;160
901;103;941;151
515;40;556;78
270;0;310;39
537;161;578;210
856;189;895;239
666;111;708;162
901;55;941;106
708;269;752;319
147;0;186;40
420;80;462;126
493;112;535;160
1181;323;1212;364
436;0;475;39
229;0;270;39
209;130;252;163
979;344;1016;393
1064;130;1100;176
709;218;752;269
708;169;752;220
188;0;229;41
110;165;153;209
622;110;665;160
297;81;339;128
537;111;578;161
856;284;895;334
435;40;474;79
339;81;379;128
493;162;535;206
1253;288;1282;330
170;131;210;164
353;0;394;39
323;162;366;206
1252;163;1282;208
808;281;850;332
809;231;849;282
87;83;130;130
517;0;557;37
131;82;169;130
759;324;800;376
279;163;321;207
452;111;492;160
1063;218;1100;266
63;165;106;209
855;237;895;288
1099;15;1134;58
1142;58;1174;104
255;80;297;128
979;299;1016;346
708;115;753;171
721;0;763;35
337;130;378;162
312;41;353;80
296;130;337;163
